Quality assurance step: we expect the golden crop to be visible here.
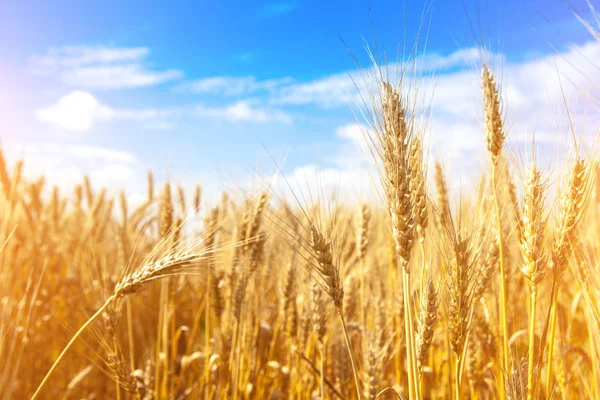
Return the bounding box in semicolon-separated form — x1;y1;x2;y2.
2;37;600;400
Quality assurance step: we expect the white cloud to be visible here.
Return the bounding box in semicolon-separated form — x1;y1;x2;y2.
35;91;182;132
176;76;293;96
418;48;503;71
265;41;600;202
89;164;137;187
30;46;183;89
277;164;376;205
62;64;182;90
194;100;293;124
273;41;600;158
330;123;375;169
31;46;149;69
25;40;600;205
49;143;138;163
335;123;368;142
35;91;115;132
246;123;381;207
425;41;600;157
272;47;500;109
276;72;360;108
36;91;291;133
3;140;232;212
4;141;143;192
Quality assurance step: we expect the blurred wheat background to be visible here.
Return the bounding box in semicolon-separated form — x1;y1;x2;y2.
3;1;600;399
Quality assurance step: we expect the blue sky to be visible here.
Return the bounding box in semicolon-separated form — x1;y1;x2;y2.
1;0;598;201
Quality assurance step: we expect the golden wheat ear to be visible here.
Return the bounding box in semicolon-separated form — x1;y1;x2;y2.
30;238;237;400
305;222;363;399
481;63;511;392
416;277;438;374
482;64;506;162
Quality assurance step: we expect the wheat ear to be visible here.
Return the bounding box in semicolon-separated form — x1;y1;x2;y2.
482;64;510;386
519;163;547;400
31;249;214;399
546;157;590;394
308;224;361;399
416;277;438;374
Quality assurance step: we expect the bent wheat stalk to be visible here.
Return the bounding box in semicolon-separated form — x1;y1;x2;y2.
31;250;213;399
31;296;116;400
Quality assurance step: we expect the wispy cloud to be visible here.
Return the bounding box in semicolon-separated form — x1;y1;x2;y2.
270;48;504;109
31;41;600;199
5;141;143;191
257;2;299;17
231;52;255;64
268;41;600;199
35;91;181;132
266;42;600;141
194;100;293;124
275;73;359;108
418;48;502;71
36;91;292;132
175;76;293;96
267;124;379;204
424;41;600;159
30;46;183;89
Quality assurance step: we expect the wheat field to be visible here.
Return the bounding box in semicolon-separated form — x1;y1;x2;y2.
3;14;600;400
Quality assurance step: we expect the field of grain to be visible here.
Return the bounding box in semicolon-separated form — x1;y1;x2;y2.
3;16;600;400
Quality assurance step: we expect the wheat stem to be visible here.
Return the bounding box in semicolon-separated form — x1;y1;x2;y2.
492;162;510;383
402;269;420;400
360;258;366;326
588;306;599;400
455;356;461;400
319;343;325;400
31;295;116;400
159;281;169;397
403;270;415;399
339;311;363;400
527;285;538;400
546;285;559;395
205;268;211;389
126;299;135;374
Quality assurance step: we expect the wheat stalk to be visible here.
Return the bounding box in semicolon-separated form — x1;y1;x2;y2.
518;162;548;400
31;246;220;399
308;223;361;399
482;64;510;389
546;157;591;394
447;232;476;399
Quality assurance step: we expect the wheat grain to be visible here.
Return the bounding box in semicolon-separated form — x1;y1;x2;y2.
519;163;547;285
309;224;344;311
482;64;505;161
416;277;438;372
